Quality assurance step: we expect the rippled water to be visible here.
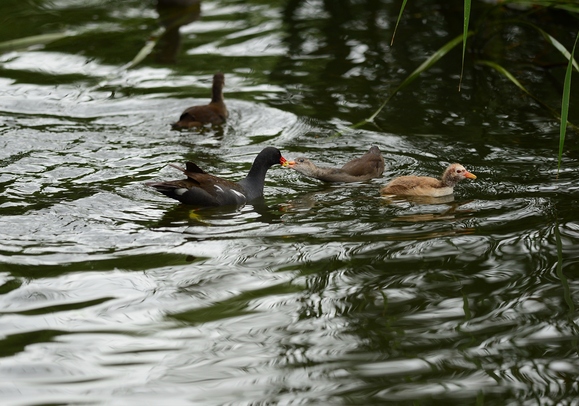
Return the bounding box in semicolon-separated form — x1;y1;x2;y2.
1;0;579;404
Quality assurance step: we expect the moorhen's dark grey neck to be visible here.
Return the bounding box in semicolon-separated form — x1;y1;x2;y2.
211;73;225;104
237;147;282;201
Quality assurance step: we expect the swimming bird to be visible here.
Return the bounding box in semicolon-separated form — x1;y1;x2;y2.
380;163;476;197
288;146;385;183
146;147;288;206
172;72;228;130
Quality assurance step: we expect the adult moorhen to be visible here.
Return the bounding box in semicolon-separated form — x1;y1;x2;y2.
146;147;288;206
288;146;385;183
380;163;476;197
172;72;228;130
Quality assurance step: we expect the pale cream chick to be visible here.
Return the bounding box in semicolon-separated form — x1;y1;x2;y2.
381;163;476;197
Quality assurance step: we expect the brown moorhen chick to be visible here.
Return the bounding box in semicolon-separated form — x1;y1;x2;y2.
380;163;476;197
288;146;385;183
146;147;288;206
172;72;228;130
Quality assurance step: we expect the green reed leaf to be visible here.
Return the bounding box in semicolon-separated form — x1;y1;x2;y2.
396;32;471;93
477;60;530;95
558;33;578;173
459;0;472;91
390;0;408;46
524;22;579;71
348;32;471;132
478;59;579;138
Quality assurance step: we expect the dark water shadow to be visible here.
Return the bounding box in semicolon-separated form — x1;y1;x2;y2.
155;0;202;64
384;196;477;223
148;198;284;229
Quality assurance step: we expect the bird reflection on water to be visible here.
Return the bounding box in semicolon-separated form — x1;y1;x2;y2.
384;196;476;225
155;0;201;64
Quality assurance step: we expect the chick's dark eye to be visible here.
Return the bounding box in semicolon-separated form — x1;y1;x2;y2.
298;158;305;163
456;169;463;173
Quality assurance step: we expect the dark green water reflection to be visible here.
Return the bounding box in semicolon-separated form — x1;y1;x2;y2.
1;0;579;405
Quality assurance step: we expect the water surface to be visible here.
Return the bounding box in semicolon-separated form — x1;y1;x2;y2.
1;0;579;404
